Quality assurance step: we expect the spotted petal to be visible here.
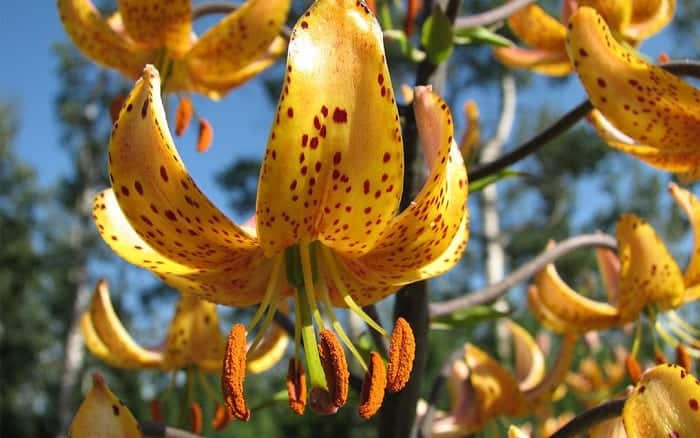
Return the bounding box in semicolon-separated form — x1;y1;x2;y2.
255;0;404;257
58;0;152;78
623;364;700;437
183;0;290;96
625;0;675;42
567;7;700;174
617;214;685;320
506;3;567;51
668;183;700;289
109;66;260;271
117;0;192;56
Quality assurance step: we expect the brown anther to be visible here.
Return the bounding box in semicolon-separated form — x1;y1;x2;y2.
287;358;307;415
149;399;162;423
358;352;387;419
403;0;420;36
676;344;691;371
625;354;642;384
189;402;202;434
654;350;667;365
221;323;251;421
212;404;233;430
175;96;193;136
197;118;213;153
387;317;415;392
109;94;126;124
310;387;340;415
318;329;349;409
657;52;670;64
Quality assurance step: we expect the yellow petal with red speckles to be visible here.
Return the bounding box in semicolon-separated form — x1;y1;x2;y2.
339;87;468;286
579;0;631;32
509;321;545;392
109;66;260;271
493;47;573;76
625;0;675;42
567;7;700;173
58;0;152;79
161;294;226;371
623;364;700;437
184;0;289;88
507;4;567;51
617;214;685;320
256;0;404;257
668;183;700;289
117;0;192;56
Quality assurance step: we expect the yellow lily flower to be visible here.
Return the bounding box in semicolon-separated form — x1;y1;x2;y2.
421;322;577;436
566;346;627;407
57;0;290;99
80;279;287;374
494;0;674;76
93;0;469;419
566;6;700;180
529;184;700;355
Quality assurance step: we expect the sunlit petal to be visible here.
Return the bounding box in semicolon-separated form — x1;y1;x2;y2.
596;245;621;306
579;0;632;32
625;0;675;42
509;321;545;392
493;46;572;76
256;0;404;257
668;183;700;289
80;311;144;369
507;4;567;51
527;285;574;334
117;0;192;56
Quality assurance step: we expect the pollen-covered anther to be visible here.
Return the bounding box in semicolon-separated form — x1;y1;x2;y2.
197;118;213;153
175;96;193;136
190;402;203;434
676;345;691;371
222;323;251;421
358;352;387;419
626;354;642;384
212;404;233;430
318;330;349;409
386;317;415;392
654;350;668;365
287;358;307;415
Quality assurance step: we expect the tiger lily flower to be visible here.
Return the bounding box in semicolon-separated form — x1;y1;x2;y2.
419;322;577;436
566;6;700;180
57;0;290;99
494;0;674;76
529;183;700;357
93;0;469;419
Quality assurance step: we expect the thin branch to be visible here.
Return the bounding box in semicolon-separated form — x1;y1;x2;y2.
429;233;618;318
550;398;626;437
192;3;293;38
454;0;535;30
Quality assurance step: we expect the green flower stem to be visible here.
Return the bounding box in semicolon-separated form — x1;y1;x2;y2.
297;285;328;390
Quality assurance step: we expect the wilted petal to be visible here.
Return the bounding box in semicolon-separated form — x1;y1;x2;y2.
668;183;700;289
256;0;404;257
117;0;192;56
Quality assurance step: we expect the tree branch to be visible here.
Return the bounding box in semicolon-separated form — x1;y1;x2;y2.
550;398;626;437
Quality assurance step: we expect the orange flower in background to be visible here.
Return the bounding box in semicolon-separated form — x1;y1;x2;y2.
93;0;469;419
58;0;290;99
494;0;674;76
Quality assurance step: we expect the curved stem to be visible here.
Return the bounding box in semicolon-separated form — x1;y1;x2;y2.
192;3;293;38
454;0;535;30
550;398;626;438
429;233;618;318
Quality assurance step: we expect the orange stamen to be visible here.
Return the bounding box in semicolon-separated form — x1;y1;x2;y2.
212;404;233;430
387;317;415;392
149;399;162;423
654;350;667;365
318;330;349;409
222;323;251;421
676;345;691;371
287;358;307;415
190;402;202;434
358;352;387;419
197;118;213;153
625;355;642;384
657;52;670;64
175;96;193;136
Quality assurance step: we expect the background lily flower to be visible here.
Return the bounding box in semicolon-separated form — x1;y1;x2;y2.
529;184;700;356
57;0;290;98
494;0;674;76
566;6;700;180
93;0;469;419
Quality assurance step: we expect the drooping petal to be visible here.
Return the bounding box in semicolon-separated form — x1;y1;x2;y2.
616;214;685;320
668;183;700;288
184;0;290;91
625;0;675;42
623;364;700;436
579;0;632;32
596;245;621;306
567;7;700;173
338;87;468;287
109;66;260;271
522;333;578;405
506;3;568;51
256;0;404;257
493;46;573;76
509;322;545;393
161;294;226;371
117;0;192;56
528;285;573;334
80;311;144;369
57;0;152;78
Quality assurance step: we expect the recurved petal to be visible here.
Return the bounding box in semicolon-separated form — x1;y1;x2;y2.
567;7;700;159
256;0;404;257
509;322;545;393
341;87;468;285
185;0;289;86
625;0;675;41
161;294;226;371
623;364;700;436
57;0;152;78
246;320;290;374
579;0;632;32
528;285;575;334
109;66;260;271
80;311;143;369
507;3;567;51
668;183;700;288
493;46;573;76
617;214;685;319
117;0;192;55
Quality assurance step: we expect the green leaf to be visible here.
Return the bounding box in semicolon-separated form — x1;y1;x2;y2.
454;26;513;48
468;169;529;193
431;305;511;330
421;6;454;64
